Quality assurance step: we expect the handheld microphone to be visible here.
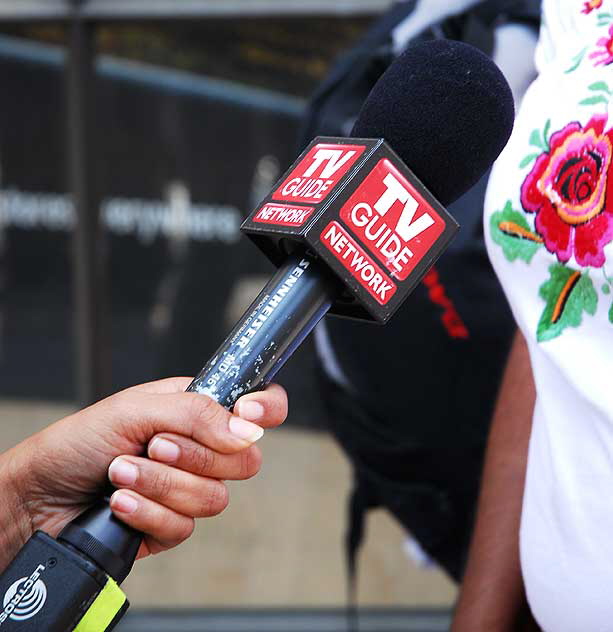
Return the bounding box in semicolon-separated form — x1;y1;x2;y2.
0;39;513;631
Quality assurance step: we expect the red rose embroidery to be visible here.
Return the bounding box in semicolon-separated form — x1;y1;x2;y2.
520;114;613;267
582;0;603;14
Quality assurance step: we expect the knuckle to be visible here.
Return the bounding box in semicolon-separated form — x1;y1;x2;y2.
198;481;229;517
239;447;262;479
259;385;288;425
148;466;175;500
189;445;216;476
188;393;216;421
176;518;196;542
109;392;145;439
186;394;223;435
165;518;195;548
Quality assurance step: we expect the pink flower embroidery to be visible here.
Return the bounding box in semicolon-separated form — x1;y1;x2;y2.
590;25;613;66
583;0;603;14
521;115;613;267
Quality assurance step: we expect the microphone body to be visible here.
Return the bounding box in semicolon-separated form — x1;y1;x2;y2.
187;251;338;406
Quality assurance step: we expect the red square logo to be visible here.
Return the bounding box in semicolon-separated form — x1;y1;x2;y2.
273;143;366;205
339;159;446;281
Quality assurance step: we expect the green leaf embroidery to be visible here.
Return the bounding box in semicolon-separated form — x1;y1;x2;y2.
589;81;612;94
566;47;587;74
603;283;611;295
579;95;610;106
537;265;598;342
529;129;546;151
490;201;542;264
609;301;613;324
519;153;540;169
543;119;551;149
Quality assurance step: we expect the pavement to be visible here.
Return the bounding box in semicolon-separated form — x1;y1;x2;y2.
0;398;457;609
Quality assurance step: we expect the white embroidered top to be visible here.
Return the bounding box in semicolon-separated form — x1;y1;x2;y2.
484;1;613;629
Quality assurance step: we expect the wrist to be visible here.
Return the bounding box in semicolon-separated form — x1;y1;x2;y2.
0;445;34;572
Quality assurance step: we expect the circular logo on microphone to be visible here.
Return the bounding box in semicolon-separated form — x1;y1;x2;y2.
2;576;47;621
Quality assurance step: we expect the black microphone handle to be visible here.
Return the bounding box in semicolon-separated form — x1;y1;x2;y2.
59;250;340;583
187;250;339;403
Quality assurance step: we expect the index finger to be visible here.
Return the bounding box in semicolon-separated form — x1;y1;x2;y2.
131;379;288;430
112;389;264;455
128;377;194;395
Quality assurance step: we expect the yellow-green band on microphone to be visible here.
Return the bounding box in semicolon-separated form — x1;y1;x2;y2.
74;577;128;632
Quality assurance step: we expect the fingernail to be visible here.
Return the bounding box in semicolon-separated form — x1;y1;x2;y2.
108;458;138;486
236;400;265;422
111;491;138;514
150;438;181;463
229;417;264;443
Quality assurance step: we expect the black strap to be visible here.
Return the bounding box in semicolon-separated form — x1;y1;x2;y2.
345;474;379;631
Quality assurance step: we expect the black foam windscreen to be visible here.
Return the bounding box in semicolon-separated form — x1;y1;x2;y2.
352;39;515;207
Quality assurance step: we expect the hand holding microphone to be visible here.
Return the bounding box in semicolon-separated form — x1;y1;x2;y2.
0;379;287;572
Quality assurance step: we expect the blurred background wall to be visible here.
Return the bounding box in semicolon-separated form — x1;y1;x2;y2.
0;10;369;412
